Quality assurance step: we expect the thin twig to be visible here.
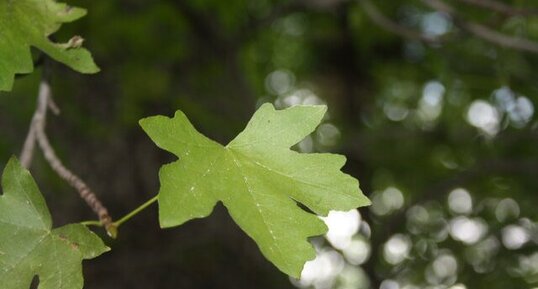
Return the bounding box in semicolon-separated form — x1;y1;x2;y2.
79;194;158;235
22;80;115;236
456;0;538;17
422;0;538;53
357;0;441;44
19;126;37;168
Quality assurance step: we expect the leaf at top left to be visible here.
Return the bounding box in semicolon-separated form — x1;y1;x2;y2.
0;157;109;289
0;0;99;91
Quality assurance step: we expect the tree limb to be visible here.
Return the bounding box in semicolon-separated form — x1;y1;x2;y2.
20;81;115;236
422;0;538;53
20;126;37;168
357;0;441;44
456;0;538;17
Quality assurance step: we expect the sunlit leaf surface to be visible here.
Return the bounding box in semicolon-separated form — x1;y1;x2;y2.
140;103;370;277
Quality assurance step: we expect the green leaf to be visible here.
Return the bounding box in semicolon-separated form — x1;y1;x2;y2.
140;103;370;277
0;0;99;91
0;157;109;289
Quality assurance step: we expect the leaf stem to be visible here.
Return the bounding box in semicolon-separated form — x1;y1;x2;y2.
80;220;103;227
113;195;159;228
79;195;159;238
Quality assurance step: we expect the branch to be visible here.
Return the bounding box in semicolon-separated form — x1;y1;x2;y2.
456;0;538;17
422;0;538;53
20;126;37;168
20;81;115;236
357;0;441;44
20;82;60;168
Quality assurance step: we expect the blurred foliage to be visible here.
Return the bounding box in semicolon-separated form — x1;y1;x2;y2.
0;0;537;289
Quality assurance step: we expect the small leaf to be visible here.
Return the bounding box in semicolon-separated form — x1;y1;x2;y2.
140;103;370;277
0;0;99;91
0;157;109;289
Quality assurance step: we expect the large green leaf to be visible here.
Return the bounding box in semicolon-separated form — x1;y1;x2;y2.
140;103;370;277
0;0;99;91
0;157;109;289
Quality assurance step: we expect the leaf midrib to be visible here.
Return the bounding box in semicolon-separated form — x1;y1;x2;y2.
225;149;292;270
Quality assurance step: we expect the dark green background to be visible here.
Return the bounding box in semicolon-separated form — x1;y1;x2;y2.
1;0;537;288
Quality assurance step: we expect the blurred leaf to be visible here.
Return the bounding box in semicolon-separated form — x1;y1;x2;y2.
0;157;109;289
0;0;99;91
140;103;369;277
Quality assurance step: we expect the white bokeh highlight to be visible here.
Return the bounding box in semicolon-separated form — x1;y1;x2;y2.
384;234;412;264
322;210;361;250
449;216;487;244
448;188;472;215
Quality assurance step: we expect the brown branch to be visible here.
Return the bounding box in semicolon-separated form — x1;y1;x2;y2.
456;0;538;17
20;81;115;236
421;0;538;53
358;0;441;44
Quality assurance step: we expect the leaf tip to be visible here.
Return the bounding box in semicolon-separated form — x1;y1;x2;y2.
6;155;22;167
258;102;276;110
312;104;328;119
59;5;87;22
359;194;372;207
83;56;101;74
0;78;16;92
138;115;154;130
289;269;302;280
2;156;25;185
